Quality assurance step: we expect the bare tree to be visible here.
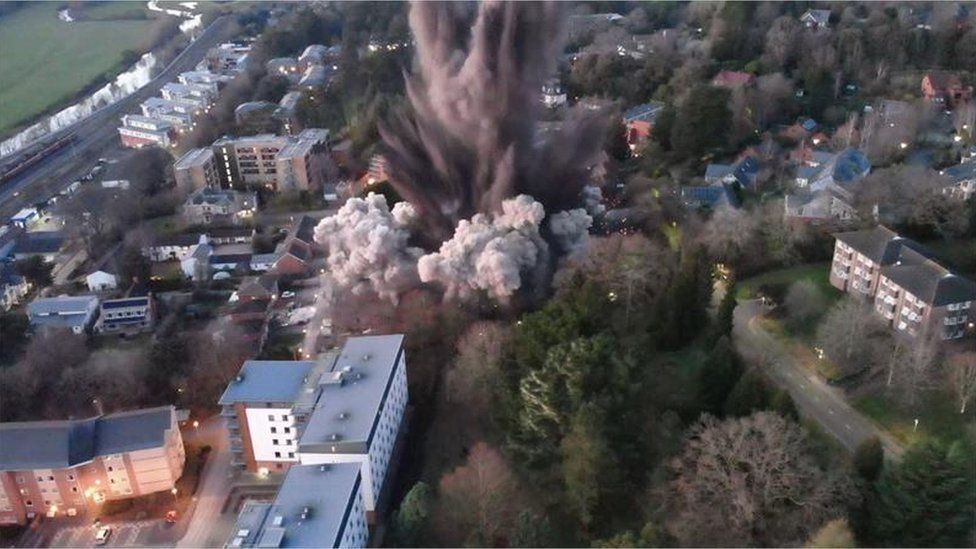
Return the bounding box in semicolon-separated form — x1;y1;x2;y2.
762;16;800;71
816;298;888;378
668;412;856;547
445;321;511;417
434;442;520;546
784;280;828;330
948;352;976;414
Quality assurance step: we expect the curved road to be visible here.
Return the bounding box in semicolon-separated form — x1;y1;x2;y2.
733;299;904;459
0;15;235;219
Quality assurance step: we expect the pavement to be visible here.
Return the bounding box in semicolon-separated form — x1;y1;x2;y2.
176;417;237;549
733;299;904;459
0;15;236;220
300;270;334;359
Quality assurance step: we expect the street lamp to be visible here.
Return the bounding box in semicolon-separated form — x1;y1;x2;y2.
913;418;919;432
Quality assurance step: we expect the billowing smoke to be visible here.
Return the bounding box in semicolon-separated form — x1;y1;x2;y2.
380;1;608;243
548;208;593;254
581;185;607;216
313;194;423;303
418;195;560;300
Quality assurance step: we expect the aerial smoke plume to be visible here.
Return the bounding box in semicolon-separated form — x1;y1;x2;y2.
313;194;423;303
380;0;608;242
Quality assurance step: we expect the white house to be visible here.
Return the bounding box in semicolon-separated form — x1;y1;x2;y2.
180;236;213;281
86;270;118;292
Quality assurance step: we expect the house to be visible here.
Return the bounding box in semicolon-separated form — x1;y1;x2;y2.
250;253;280;272
225;462;368;548
226;297;272;324
0;406;185;525
236;274;279;302
10;208;37;229
795;148;871;195
0;226;23;260
272;240;311;277
623;102;665;152
800;9;831;30
921;72;973;108
145;233;203;262
85;269;118;292
265;57;301;78
784;189;857;223
183;187;257;226
95;296;154;334
207;226;254;245
26;295;100;334
0;262;30;311
711;71;755;89
939;162;976;201
234;101;279;131
180;236;213;281
219;334;409;518
210;253;253;274
288;215;318;247
541;79;567;109
830;226;976;341
118;115;176;149
12;231;66;263
704;156;760;189
680;184;739;210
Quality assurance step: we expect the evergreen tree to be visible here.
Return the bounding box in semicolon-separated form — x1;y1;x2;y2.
769;388;799;420
723;369;771;417
561;403;615;529
509;510;552;547
700;336;743;415
392;482;433;547
713;277;737;340
868;442;976;547
853;436;884;482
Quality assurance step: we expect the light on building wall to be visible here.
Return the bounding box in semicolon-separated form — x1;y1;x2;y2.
899;142;908;149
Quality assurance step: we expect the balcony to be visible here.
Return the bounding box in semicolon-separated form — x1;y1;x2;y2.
220;406;237;418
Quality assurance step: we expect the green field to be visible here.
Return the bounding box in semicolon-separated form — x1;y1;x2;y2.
0;2;153;134
735;262;834;300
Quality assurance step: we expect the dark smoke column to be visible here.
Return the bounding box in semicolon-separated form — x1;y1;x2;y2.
380;0;607;245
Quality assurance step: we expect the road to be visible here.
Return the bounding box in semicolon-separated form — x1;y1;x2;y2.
0;15;236;219
177;416;235;548
733;299;904;459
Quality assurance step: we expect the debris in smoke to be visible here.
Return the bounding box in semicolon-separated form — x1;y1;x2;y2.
581;185;607;216
313;193;424;304
417;195;554;301
380;1;609;242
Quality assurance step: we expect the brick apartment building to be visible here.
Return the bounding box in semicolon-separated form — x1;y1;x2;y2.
830;226;976;341
0;406;185;525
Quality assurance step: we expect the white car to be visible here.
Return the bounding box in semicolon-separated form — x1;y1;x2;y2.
94;526;112;546
281;291;296;299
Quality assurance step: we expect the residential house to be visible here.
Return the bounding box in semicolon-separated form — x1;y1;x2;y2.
541;79;567;109
236;275;279;302
272;240;311;277
266;57;301;79
623;102;665;152
921;71;973;108
225;462;368;549
220;335;409;518
711;71;755;89
784;189;857;223
250;253;280;272
85;269;118;293
704;156;760;189
680;184;739;210
207;226;254;245
180;236;213;281
145;234;203;262
9;209;37;229
210;253;253;275
0;262;30;311
800;9;831;30
830;226;976;341
234;101;279;132
95;295;154;334
939;162;976;201
0;406;185;525
118;115;176;149
274;91;303;134
795;148;871;196
12;231;66;263
182;187;257;226
27;295;100;334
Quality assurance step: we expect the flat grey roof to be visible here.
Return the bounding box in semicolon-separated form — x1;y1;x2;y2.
226;463;361;548
0;406;174;471
299;335;404;452
219;361;317;405
174;147;214;170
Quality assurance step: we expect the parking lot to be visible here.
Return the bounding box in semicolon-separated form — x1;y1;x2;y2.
45;519;160;548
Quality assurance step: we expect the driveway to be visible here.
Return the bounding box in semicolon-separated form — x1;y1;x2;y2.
176;417;236;548
733;299;903;459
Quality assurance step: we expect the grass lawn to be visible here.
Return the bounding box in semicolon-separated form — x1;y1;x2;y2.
0;2;153;133
735;262;834;301
855;390;975;447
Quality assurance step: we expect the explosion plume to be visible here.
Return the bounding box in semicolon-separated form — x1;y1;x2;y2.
379;0;608;242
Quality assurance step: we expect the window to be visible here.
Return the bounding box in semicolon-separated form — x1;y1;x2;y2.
270;426;277;434
285;440;291;445
268;414;275;421
47;476;54;481
16;476;23;484
281;414;288;421
274;451;281;458
288;452;295;459
110;479;116;484
72;487;78;493
107;466;113;472
36;477;43;482
25;500;32;507
67;474;74;481
283;427;291;434
273;439;279;445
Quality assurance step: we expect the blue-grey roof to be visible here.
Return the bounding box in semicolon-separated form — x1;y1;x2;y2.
102;297;150;310
704;163;733;180
797;164;822;180
27;295;99;329
219;361;318;405
623;102;664;123
681;185;739;209
0;406;174;471
0;262;24;287
732;156;760;188
943;161;976;183
210;253;252;265
13;231;65;255
299;335;405;453
227;463;362;548
832;148;871;184
800;118;818;131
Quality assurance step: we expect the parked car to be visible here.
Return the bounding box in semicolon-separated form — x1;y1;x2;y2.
94;527;112;546
281;291;296;299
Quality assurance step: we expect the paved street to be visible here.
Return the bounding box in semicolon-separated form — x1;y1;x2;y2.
176;417;236;549
0;15;236;219
733;299;904;459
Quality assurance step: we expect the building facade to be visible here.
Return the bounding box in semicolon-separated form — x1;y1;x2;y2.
830;226;976;341
0;407;185;525
182;188;257;226
95;296;155;334
174;148;220;191
203;129;332;192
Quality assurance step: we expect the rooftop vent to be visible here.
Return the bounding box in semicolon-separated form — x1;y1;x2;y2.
330;433;341;441
318;464;330;472
355;372;364;380
341;365;352;374
362;353;371;362
337;411;348;420
235;374;244;383
300;506;311;520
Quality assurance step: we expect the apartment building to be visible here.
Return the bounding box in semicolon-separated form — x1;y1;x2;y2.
0;406;185;525
174;148;220;190
219;335;408;515
118;115;176;149
198;129;332;192
830;226;976;341
161;82;217;104
94;296;155;334
225;462;368;548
